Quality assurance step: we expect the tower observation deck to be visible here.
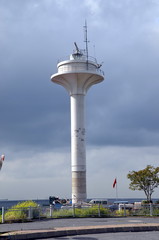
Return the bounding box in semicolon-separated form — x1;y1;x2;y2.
51;44;104;205
53;49;104;95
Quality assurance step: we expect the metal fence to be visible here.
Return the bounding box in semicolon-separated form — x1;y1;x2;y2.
111;203;159;217
1;204;159;223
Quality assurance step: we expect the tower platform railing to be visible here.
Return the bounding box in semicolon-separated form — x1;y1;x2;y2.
57;54;104;77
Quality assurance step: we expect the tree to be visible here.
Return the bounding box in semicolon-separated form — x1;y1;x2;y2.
127;165;159;202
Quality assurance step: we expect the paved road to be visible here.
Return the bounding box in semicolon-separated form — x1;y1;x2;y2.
1;217;159;240
35;231;159;240
1;217;159;233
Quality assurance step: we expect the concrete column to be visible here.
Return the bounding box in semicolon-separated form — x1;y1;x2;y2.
70;94;86;204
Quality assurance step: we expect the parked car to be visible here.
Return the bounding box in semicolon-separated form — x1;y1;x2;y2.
108;204;119;211
89;199;108;207
108;201;129;211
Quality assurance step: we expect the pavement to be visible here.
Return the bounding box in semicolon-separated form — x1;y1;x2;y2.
1;217;159;240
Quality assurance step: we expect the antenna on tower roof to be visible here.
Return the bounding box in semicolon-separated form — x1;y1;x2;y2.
83;20;89;69
74;42;80;54
74;42;82;56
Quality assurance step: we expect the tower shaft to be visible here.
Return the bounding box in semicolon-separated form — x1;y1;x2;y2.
71;94;86;203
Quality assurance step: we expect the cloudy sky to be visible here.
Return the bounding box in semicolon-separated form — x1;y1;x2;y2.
1;0;159;201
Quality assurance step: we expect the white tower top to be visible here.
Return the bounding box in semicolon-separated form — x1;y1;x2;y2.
51;43;104;95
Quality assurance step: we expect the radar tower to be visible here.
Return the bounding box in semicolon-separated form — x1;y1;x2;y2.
51;24;104;205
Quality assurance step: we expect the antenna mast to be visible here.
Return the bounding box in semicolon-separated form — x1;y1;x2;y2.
84;20;89;69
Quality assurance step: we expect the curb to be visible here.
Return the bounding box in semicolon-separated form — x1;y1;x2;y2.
1;223;159;240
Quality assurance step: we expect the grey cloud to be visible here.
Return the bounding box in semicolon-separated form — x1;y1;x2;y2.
1;0;159;151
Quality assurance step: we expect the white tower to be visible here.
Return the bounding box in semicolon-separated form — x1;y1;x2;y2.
51;30;104;204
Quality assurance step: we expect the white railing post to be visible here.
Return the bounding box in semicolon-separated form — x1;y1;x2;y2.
150;203;153;216
72;204;75;217
50;204;53;218
124;204;126;217
2;207;5;223
98;204;101;217
28;206;33;219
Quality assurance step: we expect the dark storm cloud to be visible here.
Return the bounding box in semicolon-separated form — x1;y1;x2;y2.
86;36;159;146
1;0;159;153
84;0;159;147
0;0;74;150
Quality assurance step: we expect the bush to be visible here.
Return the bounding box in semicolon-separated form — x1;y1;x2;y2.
52;209;73;218
75;206;110;217
142;200;152;204
74;207;99;217
135;206;150;216
138;205;159;216
4;200;39;222
152;208;159;216
52;206;110;218
115;209;130;217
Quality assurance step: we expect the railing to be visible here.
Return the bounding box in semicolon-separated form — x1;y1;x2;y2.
57;54;104;77
58;54;98;64
1;203;159;223
1;206;41;223
111;203;159;217
58;65;104;76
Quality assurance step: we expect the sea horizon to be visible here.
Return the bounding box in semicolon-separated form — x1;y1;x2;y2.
0;197;158;209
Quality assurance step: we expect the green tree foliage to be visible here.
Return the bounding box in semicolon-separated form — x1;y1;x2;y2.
127;165;159;202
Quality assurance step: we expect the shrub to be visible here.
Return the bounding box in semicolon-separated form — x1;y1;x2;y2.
152;208;159;216
138;205;159;216
4;200;39;221
75;206;110;217
142;200;152;204
52;209;73;218
115;209;130;217
135;207;150;216
52;206;110;218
